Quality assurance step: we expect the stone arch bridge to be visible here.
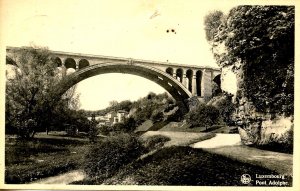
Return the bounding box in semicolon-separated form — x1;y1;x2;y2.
6;47;221;112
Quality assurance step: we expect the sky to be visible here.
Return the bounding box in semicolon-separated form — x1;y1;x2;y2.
1;0;239;110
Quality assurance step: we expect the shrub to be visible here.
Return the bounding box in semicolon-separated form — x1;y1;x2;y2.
88;122;99;142
150;110;164;122
98;125;112;136
83;133;145;181
115;117;137;133
143;135;170;151
214;93;236;125
166;108;184;122
185;103;221;129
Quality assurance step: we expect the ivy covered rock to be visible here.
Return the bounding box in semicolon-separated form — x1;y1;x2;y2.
204;6;294;151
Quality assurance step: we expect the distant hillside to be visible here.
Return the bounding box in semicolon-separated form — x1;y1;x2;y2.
83;92;175;120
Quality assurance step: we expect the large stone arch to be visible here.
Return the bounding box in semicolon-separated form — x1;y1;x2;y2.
54;62;194;113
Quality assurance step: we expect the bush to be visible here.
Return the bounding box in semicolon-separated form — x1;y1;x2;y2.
88;121;99;142
150;110;164;122
216;94;235;125
185;103;221;129
83;133;145;181
166;108;184;122
143;135;170;151
115;117;137;133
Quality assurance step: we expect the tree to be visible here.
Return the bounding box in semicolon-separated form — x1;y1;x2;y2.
185;104;221;130
6;47;61;138
5;46;82;138
204;10;224;42
204;6;294;116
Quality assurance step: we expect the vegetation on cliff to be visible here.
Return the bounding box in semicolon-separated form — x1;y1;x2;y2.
204;6;294;116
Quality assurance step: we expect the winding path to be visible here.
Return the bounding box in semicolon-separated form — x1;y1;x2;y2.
191;133;293;176
30;170;85;184
30;132;293;184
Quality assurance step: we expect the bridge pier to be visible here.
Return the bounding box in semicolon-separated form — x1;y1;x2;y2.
182;73;187;88
201;70;213;98
192;75;197;96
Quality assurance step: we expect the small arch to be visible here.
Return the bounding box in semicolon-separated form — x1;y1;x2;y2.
196;70;203;96
79;59;89;69
186;69;193;92
176;68;183;82
65;58;76;69
53;57;62;67
166;67;173;76
213;74;221;87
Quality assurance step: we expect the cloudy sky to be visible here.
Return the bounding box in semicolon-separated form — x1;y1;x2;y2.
1;0;241;110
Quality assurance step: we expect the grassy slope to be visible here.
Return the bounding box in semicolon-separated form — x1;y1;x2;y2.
102;146;292;186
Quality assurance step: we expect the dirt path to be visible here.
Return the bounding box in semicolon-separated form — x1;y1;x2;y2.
191;133;242;148
144;131;292;176
191;133;293;176
30;170;85;184
141;131;215;146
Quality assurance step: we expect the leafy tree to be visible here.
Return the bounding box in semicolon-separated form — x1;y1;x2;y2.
6;47;60;138
185;104;221;130
5;46;83;138
204;6;294;116
204;10;224;42
109;100;119;108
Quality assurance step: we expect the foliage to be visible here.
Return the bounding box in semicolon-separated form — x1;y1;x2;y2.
88;119;99;142
132;92;169;125
98;117;137;135
142;135;170;151
85;100;133;117
204;10;224;42
150;110;164;122
6;47;60;138
85;92;177;126
6;46;86;138
212;81;222;97
116;117;137;133
83;134;145;181
185;103;221;129
98;125;113;136
204;6;294;116
213;93;236;125
166;108;184;122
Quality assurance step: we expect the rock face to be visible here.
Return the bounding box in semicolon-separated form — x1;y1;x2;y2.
238;116;293;149
221;67;293;151
233;94;293;150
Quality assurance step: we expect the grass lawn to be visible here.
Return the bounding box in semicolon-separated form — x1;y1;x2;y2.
5;132;91;184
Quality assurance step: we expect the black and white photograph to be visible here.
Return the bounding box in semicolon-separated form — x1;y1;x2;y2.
0;0;298;190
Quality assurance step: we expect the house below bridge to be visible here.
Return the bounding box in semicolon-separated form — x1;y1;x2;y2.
88;110;129;126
